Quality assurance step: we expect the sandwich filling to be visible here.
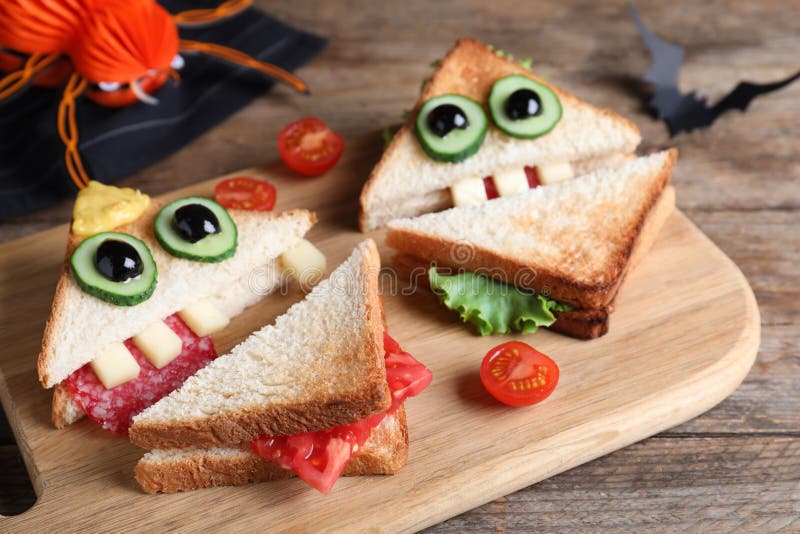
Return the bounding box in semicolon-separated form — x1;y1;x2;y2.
446;152;631;209
64;314;218;433
363;152;632;231
427;268;570;336
251;333;432;493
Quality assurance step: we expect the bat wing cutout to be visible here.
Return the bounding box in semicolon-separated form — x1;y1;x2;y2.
629;2;800;136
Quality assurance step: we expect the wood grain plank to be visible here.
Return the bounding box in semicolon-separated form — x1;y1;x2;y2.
686;210;800;327
671;325;800;434
425;436;800;533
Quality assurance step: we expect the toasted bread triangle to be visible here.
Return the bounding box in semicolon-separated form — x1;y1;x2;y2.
129;240;389;450
360;38;642;230
38;202;316;388
387;150;677;310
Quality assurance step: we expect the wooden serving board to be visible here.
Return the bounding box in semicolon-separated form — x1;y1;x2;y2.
0;148;759;531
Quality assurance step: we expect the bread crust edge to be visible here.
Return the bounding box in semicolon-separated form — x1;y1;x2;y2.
134;406;409;493
388;183;676;339
128;240;391;450
385;150;677;309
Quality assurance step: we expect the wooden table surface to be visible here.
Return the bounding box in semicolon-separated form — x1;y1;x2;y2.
1;0;798;530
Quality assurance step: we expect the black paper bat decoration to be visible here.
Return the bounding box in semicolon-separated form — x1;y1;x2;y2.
629;2;800;136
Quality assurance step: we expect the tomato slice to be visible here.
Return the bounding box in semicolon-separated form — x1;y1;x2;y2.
252;418;374;494
480;341;559;407
277;118;344;177
214;177;277;211
251;333;432;493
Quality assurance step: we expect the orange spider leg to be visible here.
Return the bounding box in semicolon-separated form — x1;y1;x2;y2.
172;0;253;26
179;40;309;94
0;52;61;100
57;72;90;189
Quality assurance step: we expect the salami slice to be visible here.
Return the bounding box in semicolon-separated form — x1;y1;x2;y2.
65;314;218;434
252;333;432;493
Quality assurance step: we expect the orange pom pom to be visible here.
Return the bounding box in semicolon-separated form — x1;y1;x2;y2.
69;0;178;85
0;0;85;54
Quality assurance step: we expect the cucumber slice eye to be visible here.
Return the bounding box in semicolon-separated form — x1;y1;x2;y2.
70;232;157;306
488;75;562;139
154;197;237;262
415;94;488;163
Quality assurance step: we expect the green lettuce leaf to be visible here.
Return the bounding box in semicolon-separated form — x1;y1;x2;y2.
428;268;570;336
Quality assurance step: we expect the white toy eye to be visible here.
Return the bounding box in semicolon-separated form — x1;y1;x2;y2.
98;81;121;92
170;54;185;70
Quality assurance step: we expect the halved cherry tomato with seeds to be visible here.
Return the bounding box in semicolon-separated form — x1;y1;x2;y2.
214;176;277;211
277;118;344;177
480;341;559;407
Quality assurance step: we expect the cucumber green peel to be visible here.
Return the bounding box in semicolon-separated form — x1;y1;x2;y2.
414;94;488;163
70;232;157;306
154;197;237;262
488;74;562;139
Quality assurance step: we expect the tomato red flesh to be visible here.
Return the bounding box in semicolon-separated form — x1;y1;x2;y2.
478;166;541;205
524;166;541;188
483;176;499;200
278;118;344;177
214;176;277;211
480;341;559;407
251;333;431;493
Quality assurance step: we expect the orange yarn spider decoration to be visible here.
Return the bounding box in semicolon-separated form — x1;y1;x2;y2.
0;0;308;190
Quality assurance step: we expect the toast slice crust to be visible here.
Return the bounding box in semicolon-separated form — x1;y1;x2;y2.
134;407;409;494
52;383;84;428
388;184;675;339
360;38;642;230
129;240;390;450
386;150;677;311
38;204;316;389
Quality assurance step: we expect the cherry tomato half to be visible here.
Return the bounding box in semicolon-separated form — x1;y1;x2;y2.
277;118;344;177
214;176;277;211
480;341;559;407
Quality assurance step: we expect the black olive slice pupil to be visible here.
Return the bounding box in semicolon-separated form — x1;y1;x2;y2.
427;103;470;137
172;203;221;244
505;88;542;120
94;239;144;282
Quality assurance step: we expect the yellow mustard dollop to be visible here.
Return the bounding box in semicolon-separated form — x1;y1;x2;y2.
71;181;150;237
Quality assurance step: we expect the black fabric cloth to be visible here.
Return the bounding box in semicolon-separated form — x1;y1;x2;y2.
0;1;326;217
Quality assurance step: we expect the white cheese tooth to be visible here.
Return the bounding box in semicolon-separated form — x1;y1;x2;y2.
493;167;529;197
280;239;327;290
451;176;488;207
133;321;183;370
178;299;230;337
90;343;140;389
537;161;574;185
